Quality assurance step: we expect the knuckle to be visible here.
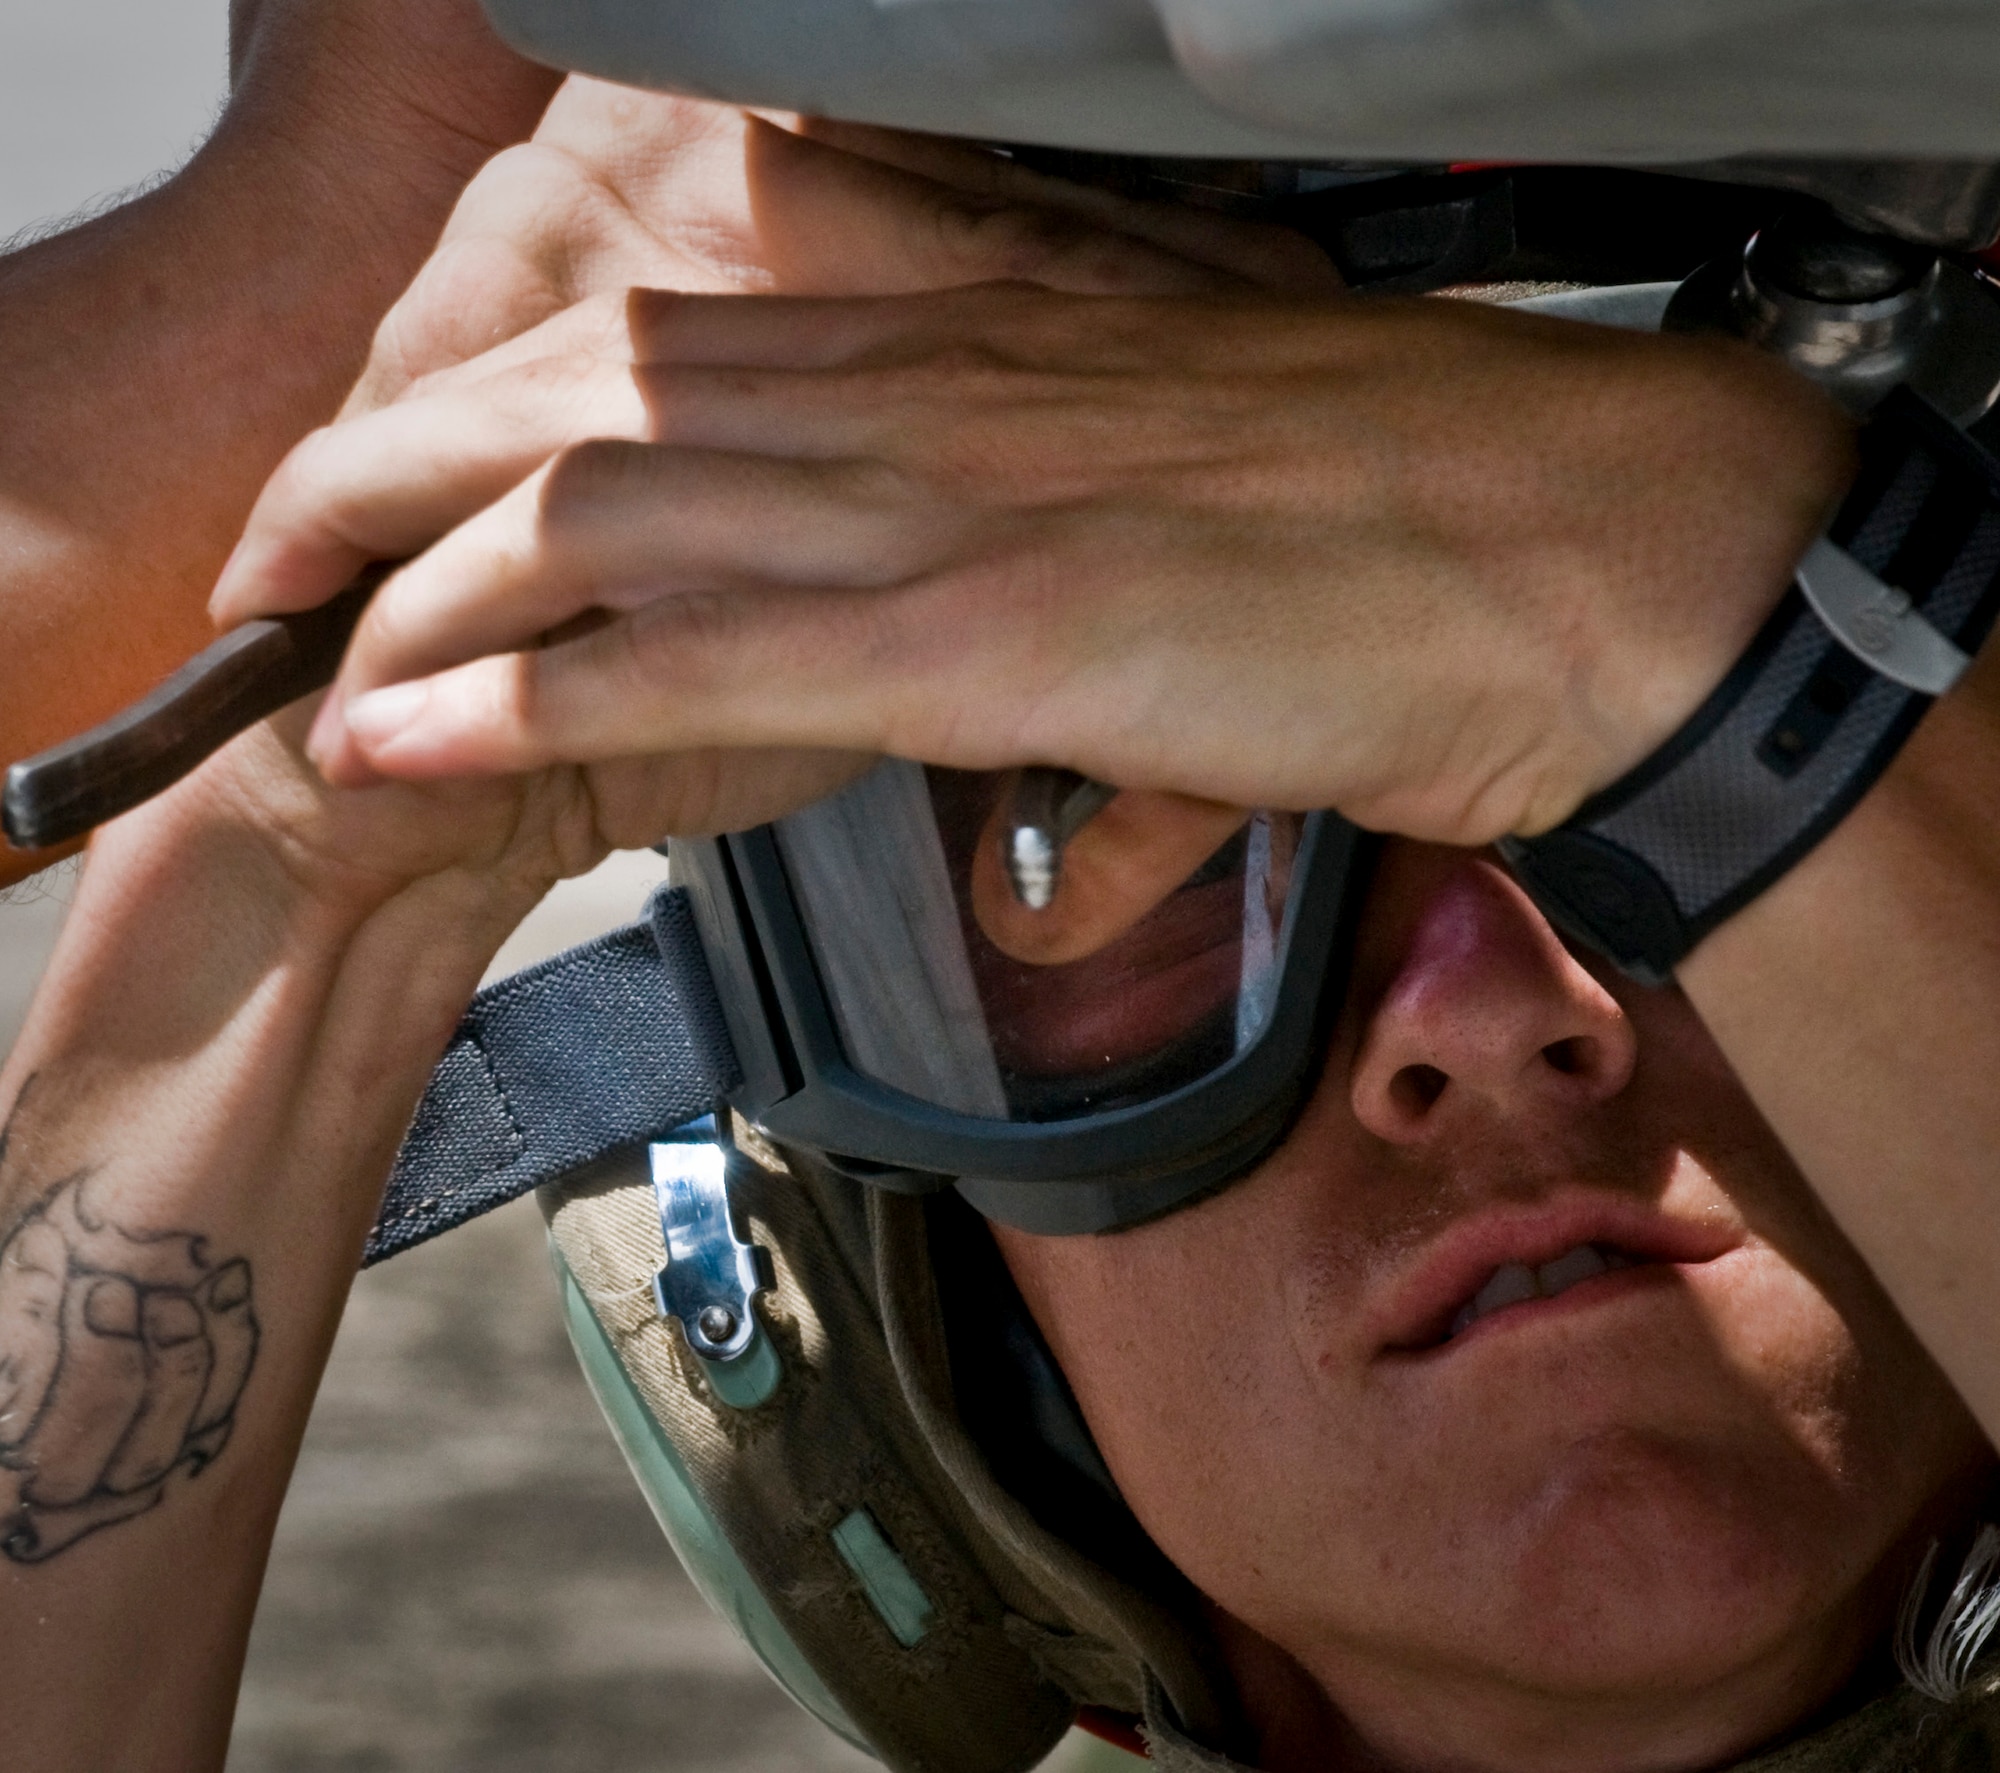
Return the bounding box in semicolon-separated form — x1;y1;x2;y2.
350;572;427;670
539;437;656;517
449;142;597;236
934;199;1090;281
259;425;338;514
262;426;384;553
494;652;547;753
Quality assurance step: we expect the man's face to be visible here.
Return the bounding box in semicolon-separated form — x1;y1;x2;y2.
992;841;1992;1771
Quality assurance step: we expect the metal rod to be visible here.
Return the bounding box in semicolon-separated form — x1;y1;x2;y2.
3;565;389;852
1001;767;1117;910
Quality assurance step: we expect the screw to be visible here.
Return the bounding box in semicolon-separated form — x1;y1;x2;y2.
695;1304;739;1347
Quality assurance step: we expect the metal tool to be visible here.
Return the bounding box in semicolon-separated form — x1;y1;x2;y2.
2;565;389;852
1000;767;1118;910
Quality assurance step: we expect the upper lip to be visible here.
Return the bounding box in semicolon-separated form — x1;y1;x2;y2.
1372;1192;1743;1355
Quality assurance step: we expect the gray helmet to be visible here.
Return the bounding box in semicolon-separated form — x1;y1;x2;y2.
479;0;2000;167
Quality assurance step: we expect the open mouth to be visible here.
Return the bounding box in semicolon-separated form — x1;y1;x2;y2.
1375;1202;1742;1358
1443;1242;1645;1341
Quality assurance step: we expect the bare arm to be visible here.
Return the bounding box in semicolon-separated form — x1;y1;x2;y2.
0;0;556;881
1681;635;2000;1435
0;711;648;1768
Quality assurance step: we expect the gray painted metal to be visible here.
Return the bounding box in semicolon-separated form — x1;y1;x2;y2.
481;0;2000;164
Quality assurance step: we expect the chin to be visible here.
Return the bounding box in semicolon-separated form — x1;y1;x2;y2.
1472;1422;1873;1695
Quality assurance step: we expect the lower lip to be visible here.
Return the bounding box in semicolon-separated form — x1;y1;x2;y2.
1398;1261;1690;1361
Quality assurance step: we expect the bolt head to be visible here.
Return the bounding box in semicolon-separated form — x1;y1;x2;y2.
695;1304;739;1346
1750;213;1933;305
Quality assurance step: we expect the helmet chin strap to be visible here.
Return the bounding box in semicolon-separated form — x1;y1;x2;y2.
365;886;738;1265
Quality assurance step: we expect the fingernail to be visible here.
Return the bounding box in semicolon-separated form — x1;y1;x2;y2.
343;680;432;755
304;684;349;768
209;541;250;622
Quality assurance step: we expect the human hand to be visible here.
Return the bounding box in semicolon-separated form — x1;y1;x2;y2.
342;84;1341;411
220;284;1853;858
211;117;1339;853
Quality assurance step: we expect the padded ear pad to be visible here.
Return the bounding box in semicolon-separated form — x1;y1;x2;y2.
927;1195;1170;1596
541;1145;1077;1773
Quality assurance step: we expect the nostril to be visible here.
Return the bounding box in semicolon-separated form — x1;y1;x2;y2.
1541;1036;1593;1076
1389;1063;1449;1117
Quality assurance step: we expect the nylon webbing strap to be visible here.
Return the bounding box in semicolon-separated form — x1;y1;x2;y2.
363;886;741;1266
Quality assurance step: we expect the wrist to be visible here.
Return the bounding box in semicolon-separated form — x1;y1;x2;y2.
217;2;560;209
1560;350;1858;825
7;755;550;1231
1502;386;1999;984
63;729;555;1038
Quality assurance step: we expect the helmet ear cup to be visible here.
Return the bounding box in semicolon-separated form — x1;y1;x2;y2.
866;1186;1242;1752
541;1144;1077;1773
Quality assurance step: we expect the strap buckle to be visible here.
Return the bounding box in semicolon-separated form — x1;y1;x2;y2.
1795;537;1972;696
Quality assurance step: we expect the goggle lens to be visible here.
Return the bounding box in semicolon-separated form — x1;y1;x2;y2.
773;763;1305;1123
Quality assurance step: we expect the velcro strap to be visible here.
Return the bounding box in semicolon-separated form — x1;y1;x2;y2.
363;885;740;1265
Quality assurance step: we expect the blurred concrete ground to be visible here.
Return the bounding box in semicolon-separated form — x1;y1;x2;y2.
0;6;1131;1762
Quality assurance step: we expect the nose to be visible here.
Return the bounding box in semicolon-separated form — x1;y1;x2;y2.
1347;848;1638;1144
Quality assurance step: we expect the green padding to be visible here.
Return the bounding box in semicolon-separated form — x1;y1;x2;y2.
552;1250;867;1752
699;1323;782;1410
831;1508;937;1649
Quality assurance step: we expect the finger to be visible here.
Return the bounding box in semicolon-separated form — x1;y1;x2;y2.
341;444;950;684
740;116;1266;301
18;1276;147;1509
333;554;1061;783
340;222;575;421
214;333;652;625
190;1259;256;1437
626;284;1358;391
339;114;726;413
0;1219;68;1454
627;282;1208;374
307;445;958;783
968;792;1253;965
582;746;879;845
332;588;902;781
787;119;1344;297
101;1292;212;1493
622;282;1110;375
370;285;642;408
43;1179;208;1290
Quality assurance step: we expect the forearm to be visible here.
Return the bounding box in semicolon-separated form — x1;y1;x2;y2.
0;16;557;882
0;740;537;1769
1680;635;2000;1436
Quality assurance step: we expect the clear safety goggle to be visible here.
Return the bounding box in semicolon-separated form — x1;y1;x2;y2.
672;761;1372;1233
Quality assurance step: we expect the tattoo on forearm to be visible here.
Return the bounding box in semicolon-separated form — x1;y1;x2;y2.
0;1089;258;1562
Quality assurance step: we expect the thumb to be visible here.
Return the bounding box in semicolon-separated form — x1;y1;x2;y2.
788;117;1345;297
741;117;1269;299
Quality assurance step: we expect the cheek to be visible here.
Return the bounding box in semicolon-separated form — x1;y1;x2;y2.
1700;1234;1988;1532
993;1200;1350;1595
